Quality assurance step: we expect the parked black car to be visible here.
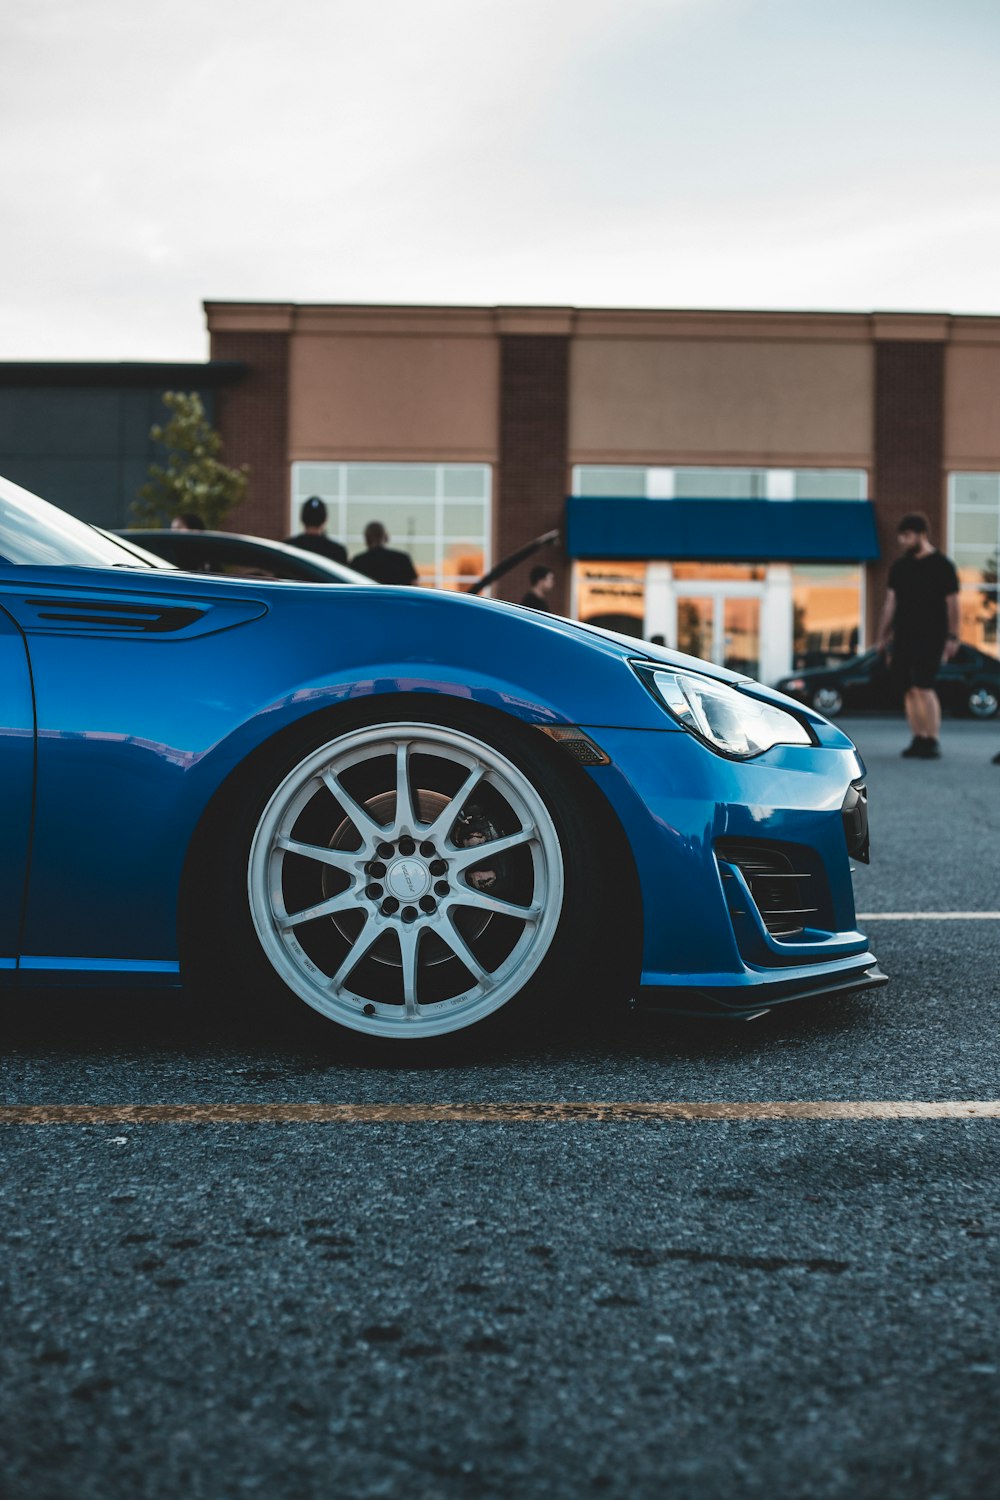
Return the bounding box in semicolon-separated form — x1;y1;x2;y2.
777;645;1000;719
114;529;370;585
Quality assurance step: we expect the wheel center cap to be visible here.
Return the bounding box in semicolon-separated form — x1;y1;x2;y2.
385;858;431;902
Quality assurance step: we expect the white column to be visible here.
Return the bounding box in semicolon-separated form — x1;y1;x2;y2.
761;565;793;684
644;562;674;644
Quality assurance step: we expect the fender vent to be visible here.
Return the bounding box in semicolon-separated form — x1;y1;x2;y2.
23;597;206;634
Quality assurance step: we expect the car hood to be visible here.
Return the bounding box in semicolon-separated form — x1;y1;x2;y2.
487;598;751;685
161;569;751;688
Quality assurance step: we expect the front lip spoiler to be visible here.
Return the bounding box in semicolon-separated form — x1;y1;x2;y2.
637;961;889;1019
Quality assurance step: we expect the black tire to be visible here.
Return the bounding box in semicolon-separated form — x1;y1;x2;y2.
182;696;635;1053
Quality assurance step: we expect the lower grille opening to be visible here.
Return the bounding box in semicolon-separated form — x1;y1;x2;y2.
716;840;822;940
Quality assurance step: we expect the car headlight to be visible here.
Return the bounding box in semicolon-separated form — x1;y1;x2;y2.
635;665;812;758
783;677;806;692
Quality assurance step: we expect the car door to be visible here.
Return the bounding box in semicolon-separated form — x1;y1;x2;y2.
837;651;881;709
0;605;35;974
0;569;266;972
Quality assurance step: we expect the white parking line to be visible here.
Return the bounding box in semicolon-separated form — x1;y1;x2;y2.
858;912;1000;920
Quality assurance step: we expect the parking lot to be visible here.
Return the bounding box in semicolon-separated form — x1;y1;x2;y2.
2;716;998;1500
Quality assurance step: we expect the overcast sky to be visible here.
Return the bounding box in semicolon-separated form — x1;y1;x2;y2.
3;0;999;361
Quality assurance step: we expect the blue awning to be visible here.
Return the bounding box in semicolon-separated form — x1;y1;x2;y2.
565;498;881;562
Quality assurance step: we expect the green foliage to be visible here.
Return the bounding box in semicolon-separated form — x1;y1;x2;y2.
133;391;248;529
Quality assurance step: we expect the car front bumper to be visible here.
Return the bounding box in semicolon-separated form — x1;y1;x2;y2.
581;724;885;1017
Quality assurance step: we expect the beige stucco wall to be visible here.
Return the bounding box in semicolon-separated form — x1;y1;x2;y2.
945;336;1000;468
288;329;499;461
569;334;873;466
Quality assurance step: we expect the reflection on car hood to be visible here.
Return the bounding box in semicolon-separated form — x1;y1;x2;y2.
554;615;749;687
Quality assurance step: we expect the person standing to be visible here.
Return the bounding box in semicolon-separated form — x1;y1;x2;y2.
349;522;419;585
285;497;348;564
519;565;555;611
875;511;960;759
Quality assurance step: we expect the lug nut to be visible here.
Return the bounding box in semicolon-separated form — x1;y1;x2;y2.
420;841;435;858
366;860;387;879
377;841;395;860
419;895;436;914
401;906;417;924
434;880;449;897
429;859;448;876
366;883;383;900
381;897;399;915
398;837;416;856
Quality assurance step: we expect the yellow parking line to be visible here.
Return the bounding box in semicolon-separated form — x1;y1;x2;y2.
1;1101;998;1124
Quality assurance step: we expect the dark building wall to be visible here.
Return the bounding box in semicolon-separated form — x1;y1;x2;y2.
498;334;570;611
870;339;946;629
0;365;242;529
209;332;290;537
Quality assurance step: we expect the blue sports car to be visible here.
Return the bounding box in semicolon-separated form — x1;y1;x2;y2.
0;474;885;1046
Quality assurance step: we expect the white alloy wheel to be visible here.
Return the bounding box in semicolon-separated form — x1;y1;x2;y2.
811;686;843;716
247;723;565;1038
967;684;999;719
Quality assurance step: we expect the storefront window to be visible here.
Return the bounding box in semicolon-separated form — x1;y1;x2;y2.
573;561;646;637
792;565;863;668
949;475;999;656
674;469;766;499
573;465;867;502
575;468;646;497
290;463;490;591
791;470;867;500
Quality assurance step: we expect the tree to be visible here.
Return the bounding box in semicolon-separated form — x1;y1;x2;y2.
133;391;248;529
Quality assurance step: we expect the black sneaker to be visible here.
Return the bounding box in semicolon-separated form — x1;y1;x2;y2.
992;751;1000;765
916;737;941;759
901;737;926;758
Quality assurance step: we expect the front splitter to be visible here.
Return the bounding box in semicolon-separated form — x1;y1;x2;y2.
637;961;889;1019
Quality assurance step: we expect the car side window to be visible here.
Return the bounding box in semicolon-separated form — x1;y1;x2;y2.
220;560;279;580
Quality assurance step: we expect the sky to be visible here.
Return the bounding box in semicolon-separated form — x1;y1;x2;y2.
2;0;999;361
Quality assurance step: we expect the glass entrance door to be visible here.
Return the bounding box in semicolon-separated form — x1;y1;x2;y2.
675;589;762;677
675;596;715;663
722;596;761;677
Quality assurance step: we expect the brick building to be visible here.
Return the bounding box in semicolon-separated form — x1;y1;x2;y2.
205;301;1000;682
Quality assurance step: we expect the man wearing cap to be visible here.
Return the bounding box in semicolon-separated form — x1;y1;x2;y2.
285;497;348;565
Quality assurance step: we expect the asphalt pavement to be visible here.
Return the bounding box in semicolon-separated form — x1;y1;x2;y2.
2;715;998;1500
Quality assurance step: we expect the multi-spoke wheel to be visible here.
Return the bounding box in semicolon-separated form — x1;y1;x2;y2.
240;714;590;1041
966;683;999;719
810;686;843;717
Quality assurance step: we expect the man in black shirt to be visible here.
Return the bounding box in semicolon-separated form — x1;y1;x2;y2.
285;497;348;565
520;565;555;611
350;522;419;585
876;511;960;759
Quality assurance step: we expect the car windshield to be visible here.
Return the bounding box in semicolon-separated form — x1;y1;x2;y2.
0;473;157;569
